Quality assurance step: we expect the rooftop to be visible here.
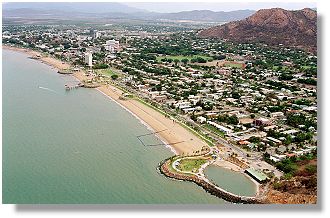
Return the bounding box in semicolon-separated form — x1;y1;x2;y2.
245;168;268;182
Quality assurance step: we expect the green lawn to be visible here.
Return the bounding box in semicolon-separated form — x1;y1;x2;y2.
156;55;213;62
96;69;118;77
178;158;207;173
223;62;244;69
301;65;313;70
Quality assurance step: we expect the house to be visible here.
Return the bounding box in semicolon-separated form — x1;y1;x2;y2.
182;107;196;114
282;129;299;136
239;118;254;125
238;140;250;146
270;112;284;119
254;118;271;126
263;125;277;131
205;112;217;118
207;121;233;135
266;137;282;144
197;116;206;123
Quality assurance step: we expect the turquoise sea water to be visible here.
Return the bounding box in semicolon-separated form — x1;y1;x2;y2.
2;49;255;204
204;165;257;197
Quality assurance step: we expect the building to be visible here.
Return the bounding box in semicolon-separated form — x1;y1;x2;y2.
84;52;93;67
105;40;120;53
254;117;271;126
90;29;100;39
207;121;233;135
266;136;282;144
197;116;206;123
270;112;284;119
245;168;268;183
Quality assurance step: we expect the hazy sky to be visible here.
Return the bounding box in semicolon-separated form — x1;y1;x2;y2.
124;2;317;13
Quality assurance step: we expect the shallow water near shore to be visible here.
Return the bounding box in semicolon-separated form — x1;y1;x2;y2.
204;165;257;197
2;49;255;204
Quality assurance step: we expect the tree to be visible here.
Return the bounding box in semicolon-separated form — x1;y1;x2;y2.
231;91;241;99
111;74;119;80
93;63;108;69
181;58;189;65
283;135;292;145
249;136;261;143
63;44;70;49
227;115;239;125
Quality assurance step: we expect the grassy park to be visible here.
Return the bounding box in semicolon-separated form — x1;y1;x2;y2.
156;55;213;62
178;158;208;173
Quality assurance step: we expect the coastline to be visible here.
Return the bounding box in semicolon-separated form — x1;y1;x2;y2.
3;45;207;155
3;45;261;198
96;88;179;155
96;84;209;155
3;45;70;70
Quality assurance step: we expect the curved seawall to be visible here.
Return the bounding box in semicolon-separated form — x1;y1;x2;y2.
159;159;263;204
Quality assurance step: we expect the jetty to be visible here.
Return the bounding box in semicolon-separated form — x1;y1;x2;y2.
57;70;73;75
29;54;42;60
65;83;84;91
83;83;101;88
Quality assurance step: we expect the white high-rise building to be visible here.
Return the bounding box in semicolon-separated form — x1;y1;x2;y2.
84;52;93;67
105;40;120;53
90;29;100;39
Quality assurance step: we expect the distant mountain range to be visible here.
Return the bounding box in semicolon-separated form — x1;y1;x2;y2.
2;2;255;22
2;2;147;14
199;8;317;53
150;10;255;22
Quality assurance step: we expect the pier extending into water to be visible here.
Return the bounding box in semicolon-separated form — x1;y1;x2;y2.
65;83;84;91
57;70;73;75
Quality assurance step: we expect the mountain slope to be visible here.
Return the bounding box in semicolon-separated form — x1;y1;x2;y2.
198;8;317;53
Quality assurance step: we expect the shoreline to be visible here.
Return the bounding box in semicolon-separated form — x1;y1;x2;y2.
3;45;260;195
3;45;70;70
96;88;178;155
96;84;209;155
3;45;206;155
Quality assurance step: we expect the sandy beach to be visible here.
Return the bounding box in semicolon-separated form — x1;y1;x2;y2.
3;45;207;155
75;70;208;154
213;159;242;172
3;45;70;70
97;85;209;155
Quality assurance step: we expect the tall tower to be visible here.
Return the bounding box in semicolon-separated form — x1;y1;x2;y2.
84;52;93;67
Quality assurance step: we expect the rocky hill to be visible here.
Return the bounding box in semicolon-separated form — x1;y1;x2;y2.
198;8;317;53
